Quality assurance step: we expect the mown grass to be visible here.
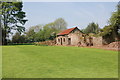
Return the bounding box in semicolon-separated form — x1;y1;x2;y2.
0;46;2;79
2;45;118;78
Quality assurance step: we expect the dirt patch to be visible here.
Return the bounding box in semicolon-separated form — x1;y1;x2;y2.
89;41;120;51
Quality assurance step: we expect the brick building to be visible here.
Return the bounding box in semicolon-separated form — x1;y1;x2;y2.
56;27;85;46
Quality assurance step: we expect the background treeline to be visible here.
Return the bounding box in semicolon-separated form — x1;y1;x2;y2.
11;1;120;44
81;22;100;34
82;1;120;42
11;18;67;43
1;1;120;45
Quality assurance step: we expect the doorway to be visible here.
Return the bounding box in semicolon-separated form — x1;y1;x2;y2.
61;38;62;45
68;38;71;45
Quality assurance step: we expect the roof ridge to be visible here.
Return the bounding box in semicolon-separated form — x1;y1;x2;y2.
57;27;78;35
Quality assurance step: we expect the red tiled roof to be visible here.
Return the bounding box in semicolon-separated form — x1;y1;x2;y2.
57;27;77;35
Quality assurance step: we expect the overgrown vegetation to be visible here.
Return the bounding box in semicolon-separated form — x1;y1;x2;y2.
100;2;120;41
82;2;120;42
11;18;67;43
82;22;100;34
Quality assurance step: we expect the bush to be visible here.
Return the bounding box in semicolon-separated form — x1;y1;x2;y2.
35;44;48;46
34;40;56;46
8;43;34;45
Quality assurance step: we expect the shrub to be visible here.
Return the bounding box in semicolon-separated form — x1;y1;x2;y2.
8;43;34;45
34;40;56;46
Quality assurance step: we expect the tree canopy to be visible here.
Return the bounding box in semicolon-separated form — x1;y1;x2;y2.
13;18;67;43
12;32;26;43
82;22;100;34
100;1;120;39
34;18;67;42
0;1;27;45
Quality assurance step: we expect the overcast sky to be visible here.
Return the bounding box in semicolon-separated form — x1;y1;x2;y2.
23;2;118;30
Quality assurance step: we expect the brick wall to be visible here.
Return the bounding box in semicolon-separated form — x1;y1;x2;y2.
67;33;80;46
56;36;68;45
93;37;103;46
56;28;83;46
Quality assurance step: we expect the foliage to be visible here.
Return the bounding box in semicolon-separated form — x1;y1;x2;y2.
53;18;67;30
34;42;48;46
0;1;27;45
12;32;26;43
101;1;120;37
12;18;67;43
24;18;67;42
35;26;57;41
100;25;113;36
25;26;36;42
34;40;55;46
8;43;34;45
83;22;100;34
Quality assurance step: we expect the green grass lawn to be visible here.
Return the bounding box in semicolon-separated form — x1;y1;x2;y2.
0;46;2;79
2;45;118;78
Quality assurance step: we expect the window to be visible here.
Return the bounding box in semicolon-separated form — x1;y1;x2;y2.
63;38;65;42
58;39;60;42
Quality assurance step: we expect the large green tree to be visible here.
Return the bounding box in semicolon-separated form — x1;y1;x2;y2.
109;1;120;36
25;26;36;42
44;18;67;31
12;32;26;43
53;18;67;30
83;22;100;34
34;25;57;41
0;1;27;45
100;1;120;41
34;18;67;42
12;18;67;42
25;24;44;42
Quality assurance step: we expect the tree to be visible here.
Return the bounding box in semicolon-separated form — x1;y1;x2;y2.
101;1;120;41
0;2;27;45
34;18;67;42
109;1;120;37
44;18;67;31
83;22;100;34
12;32;26;43
25;27;36;42
34;26;55;41
33;24;44;33
53;18;67;30
25;24;45;42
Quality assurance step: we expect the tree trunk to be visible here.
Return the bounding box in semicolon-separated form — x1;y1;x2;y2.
2;29;7;45
0;13;2;45
0;26;2;45
2;13;8;45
